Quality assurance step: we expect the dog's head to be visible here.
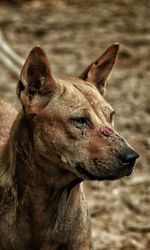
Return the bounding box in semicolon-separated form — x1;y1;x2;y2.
16;44;139;181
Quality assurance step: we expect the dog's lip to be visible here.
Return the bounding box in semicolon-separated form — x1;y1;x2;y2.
120;165;134;176
75;160;136;181
119;159;136;169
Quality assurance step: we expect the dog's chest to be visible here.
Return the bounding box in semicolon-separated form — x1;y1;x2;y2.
33;191;90;249
0;182;90;249
5;191;89;250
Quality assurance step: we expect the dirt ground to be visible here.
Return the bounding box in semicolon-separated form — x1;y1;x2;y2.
0;0;150;249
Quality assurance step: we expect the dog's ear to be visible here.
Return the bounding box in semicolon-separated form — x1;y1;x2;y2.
17;46;57;114
79;43;119;95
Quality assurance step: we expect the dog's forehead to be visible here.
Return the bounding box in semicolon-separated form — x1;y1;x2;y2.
57;77;112;113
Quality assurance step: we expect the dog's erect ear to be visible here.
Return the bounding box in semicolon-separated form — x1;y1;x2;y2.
17;46;57;114
79;43;119;95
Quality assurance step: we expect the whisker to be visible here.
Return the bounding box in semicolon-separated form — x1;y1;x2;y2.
111;98;127;112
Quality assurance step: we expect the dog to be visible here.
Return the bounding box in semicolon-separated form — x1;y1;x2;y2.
0;43;139;250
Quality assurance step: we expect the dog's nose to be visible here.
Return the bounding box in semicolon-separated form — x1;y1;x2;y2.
119;148;139;166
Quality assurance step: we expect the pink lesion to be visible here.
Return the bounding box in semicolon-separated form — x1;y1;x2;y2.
100;126;113;137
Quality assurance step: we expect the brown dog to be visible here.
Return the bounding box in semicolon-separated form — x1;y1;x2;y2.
0;44;139;250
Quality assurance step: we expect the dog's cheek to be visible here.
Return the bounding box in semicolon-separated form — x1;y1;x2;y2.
33;121;92;170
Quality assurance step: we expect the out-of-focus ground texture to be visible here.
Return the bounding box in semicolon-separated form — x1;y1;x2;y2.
0;0;149;249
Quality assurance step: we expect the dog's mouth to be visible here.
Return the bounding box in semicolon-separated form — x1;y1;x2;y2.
75;148;139;181
75;160;136;181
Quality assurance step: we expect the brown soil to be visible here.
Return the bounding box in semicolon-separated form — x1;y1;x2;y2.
0;1;149;249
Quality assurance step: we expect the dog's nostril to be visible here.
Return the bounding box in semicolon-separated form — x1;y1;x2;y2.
120;149;139;164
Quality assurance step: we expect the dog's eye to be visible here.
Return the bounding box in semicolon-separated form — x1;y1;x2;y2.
69;116;92;129
110;110;115;123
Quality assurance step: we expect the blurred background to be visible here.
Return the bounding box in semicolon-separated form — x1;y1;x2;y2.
0;0;149;249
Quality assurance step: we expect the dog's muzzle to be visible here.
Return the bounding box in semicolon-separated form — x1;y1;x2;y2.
75;147;139;181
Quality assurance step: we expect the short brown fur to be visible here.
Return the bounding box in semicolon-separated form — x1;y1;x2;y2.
0;44;139;250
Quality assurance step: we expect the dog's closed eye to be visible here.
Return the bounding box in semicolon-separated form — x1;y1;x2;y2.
69;116;92;129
